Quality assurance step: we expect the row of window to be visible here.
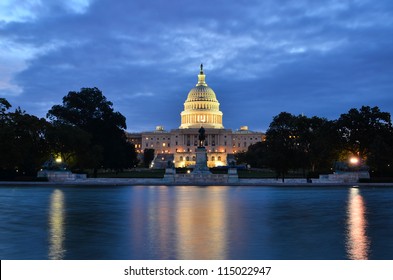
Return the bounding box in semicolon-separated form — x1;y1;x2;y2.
179;156;222;161
145;141;256;148
176;148;227;152
144;135;235;141
233;137;260;141
233;142;249;148
145;137;171;141
139;135;261;142
145;141;255;149
142;137;260;148
145;142;171;147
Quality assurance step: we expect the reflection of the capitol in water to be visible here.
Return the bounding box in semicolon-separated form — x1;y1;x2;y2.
43;186;378;260
132;186;229;259
48;189;65;260
176;187;228;259
346;188;370;260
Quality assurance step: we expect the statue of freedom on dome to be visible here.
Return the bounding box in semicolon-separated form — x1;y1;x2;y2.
198;126;206;147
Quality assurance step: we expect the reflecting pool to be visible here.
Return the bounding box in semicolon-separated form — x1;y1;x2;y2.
0;185;392;259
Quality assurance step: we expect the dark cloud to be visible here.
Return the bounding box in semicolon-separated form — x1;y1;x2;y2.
1;0;393;132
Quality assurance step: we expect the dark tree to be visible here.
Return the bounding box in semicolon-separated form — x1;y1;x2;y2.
0;99;13;174
336;106;392;162
235;141;268;168
305;117;340;173
46;123;92;169
292;116;340;174
143;148;155;168
47;87;137;174
234;151;248;166
0;104;50;177
265;112;299;181
0;98;11;115
263;112;340;180
367;134;393;176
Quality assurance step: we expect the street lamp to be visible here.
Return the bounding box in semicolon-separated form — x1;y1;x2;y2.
349;157;359;165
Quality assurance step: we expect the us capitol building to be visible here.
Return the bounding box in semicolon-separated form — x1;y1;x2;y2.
127;65;264;168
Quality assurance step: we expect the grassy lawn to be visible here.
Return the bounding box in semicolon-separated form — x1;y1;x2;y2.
94;168;305;179
238;169;307;179
238;169;276;178
96;169;165;178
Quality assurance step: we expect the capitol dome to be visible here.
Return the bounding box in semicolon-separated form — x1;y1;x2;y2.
180;65;224;129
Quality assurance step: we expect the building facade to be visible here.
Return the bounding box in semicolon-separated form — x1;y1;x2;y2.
126;65;264;168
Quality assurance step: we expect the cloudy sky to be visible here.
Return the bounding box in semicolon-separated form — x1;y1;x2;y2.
1;0;393;132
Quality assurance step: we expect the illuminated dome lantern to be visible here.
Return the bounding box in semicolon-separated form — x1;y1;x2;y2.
180;64;224;129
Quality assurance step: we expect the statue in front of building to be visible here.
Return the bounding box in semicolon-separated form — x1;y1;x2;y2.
198;126;206;147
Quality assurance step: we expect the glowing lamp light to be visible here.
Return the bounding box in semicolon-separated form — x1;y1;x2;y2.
55;157;62;163
349;157;359;165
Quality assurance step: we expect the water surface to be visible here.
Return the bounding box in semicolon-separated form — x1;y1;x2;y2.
0;185;392;259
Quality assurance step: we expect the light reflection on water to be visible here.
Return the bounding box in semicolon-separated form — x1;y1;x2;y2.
130;186;228;259
175;187;228;259
48;189;65;260
346;188;370;260
1;185;392;259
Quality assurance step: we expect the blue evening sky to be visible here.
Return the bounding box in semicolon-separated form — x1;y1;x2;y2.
1;0;393;132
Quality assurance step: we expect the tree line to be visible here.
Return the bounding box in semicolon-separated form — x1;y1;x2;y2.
1;87;393;180
0;88;138;179
236;106;393;180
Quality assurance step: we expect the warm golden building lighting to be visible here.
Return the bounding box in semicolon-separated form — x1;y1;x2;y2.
180;65;224;129
125;65;265;168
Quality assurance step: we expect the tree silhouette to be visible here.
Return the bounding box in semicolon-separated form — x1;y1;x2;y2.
47;87;137;175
